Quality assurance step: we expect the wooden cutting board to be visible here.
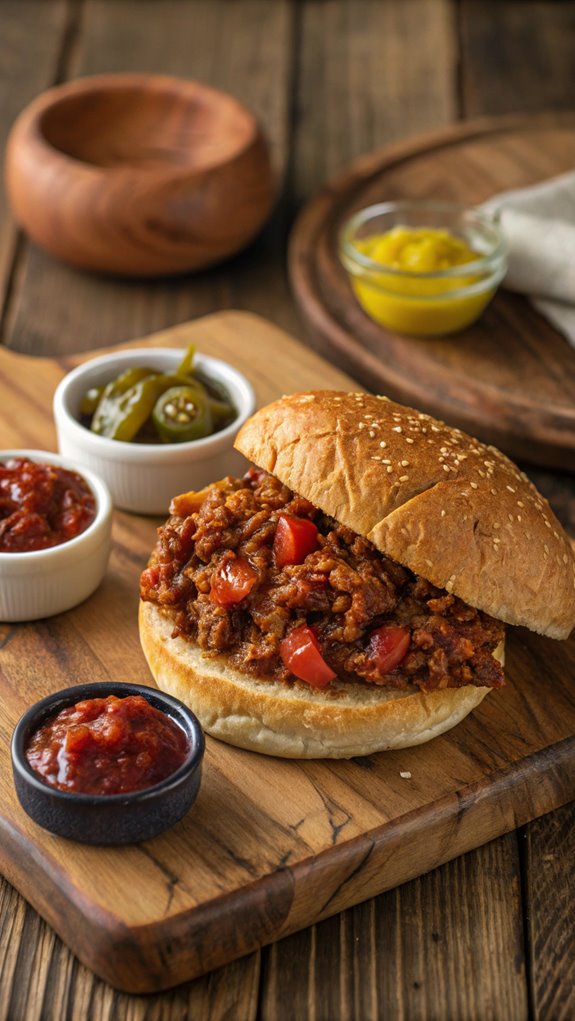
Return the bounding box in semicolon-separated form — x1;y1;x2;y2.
289;112;575;471
0;311;573;994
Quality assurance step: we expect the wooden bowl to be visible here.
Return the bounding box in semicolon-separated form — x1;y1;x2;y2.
5;73;275;277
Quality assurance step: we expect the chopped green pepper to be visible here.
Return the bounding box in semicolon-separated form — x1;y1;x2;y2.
152;386;213;442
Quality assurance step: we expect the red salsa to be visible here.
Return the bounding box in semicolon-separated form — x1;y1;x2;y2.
0;457;96;553
26;694;190;795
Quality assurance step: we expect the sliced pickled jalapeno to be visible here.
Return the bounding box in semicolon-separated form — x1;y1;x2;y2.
152;386;213;442
80;344;236;444
79;385;105;416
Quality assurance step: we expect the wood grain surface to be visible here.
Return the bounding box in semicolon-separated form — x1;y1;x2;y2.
0;311;574;994
1;1;574;1018
289;113;575;471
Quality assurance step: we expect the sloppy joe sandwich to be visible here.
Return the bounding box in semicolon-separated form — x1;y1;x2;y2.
139;391;575;758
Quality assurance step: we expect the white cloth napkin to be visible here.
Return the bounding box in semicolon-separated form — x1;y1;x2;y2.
482;170;575;347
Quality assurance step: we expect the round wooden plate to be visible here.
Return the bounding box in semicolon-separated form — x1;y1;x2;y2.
289;113;575;471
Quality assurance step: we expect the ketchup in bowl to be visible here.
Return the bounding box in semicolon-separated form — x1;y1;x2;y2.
12;682;204;844
26;694;190;796
0;457;96;553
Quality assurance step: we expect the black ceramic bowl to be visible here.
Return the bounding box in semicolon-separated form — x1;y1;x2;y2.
11;682;205;845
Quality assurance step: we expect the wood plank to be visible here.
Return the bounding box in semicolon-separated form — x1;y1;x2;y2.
262;832;528;1020
0;0;68;321
3;0;298;357
0;876;261;1021
0;311;573;993
524;801;575;1021
459;0;575;117
293;0;456;204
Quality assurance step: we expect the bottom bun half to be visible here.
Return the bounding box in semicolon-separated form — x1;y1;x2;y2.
138;601;502;759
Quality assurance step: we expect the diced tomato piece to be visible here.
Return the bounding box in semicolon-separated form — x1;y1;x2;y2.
244;466;268;484
64;725;92;755
368;625;410;675
140;565;160;590
210;556;258;606
279;624;336;688
273;514;319;568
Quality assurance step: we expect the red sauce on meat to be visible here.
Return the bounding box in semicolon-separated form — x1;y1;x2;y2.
26;695;189;795
0;458;96;553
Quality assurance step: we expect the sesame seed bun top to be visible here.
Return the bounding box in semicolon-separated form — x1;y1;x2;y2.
234;391;575;640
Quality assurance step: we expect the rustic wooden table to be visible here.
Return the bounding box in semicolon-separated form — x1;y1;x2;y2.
0;2;573;1019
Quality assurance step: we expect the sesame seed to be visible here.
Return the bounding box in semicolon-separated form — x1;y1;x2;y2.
392;426;402;433
399;475;409;482
564;554;569;564
379;440;387;448
517;501;524;508
442;464;450;472
440;509;446;517
400;460;410;467
470;481;478;489
405;437;414;444
386;465;393;474
506;485;515;493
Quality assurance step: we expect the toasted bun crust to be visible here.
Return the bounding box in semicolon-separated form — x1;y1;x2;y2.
235;391;575;639
139;601;500;758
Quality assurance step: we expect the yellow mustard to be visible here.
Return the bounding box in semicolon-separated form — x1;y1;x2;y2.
349;226;494;336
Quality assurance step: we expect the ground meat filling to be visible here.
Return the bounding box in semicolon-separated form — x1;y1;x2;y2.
140;470;505;692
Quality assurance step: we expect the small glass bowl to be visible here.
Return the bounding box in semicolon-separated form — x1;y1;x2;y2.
53;348;256;515
339;200;507;336
11;681;205;845
0;450;112;622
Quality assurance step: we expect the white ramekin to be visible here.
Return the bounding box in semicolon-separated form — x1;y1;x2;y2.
53;348;256;515
0;450;112;622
